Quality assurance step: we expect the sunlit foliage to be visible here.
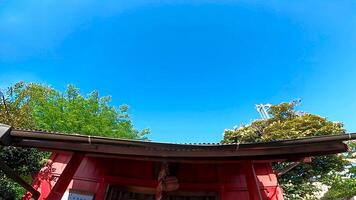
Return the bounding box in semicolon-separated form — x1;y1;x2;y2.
222;102;354;199
0;82;148;199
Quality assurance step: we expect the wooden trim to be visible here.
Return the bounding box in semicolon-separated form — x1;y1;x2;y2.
243;161;263;200
10;139;347;164
102;176;220;190
105;184;219;198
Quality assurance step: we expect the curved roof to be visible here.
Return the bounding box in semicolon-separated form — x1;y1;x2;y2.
0;125;354;163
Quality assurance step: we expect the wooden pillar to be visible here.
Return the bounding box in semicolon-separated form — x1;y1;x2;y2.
95;178;109;200
243;161;262;200
217;165;227;200
46;152;84;200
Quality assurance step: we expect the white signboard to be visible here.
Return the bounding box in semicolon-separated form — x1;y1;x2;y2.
62;190;94;200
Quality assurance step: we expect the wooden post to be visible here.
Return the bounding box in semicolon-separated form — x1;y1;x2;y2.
243;161;263;200
46;152;84;200
95;178;109;200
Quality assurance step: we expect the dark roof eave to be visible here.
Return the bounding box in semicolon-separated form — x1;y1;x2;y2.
0;125;354;163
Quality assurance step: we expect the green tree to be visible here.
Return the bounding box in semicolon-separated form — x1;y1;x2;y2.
31;84;148;139
0;82;50;199
222;102;353;199
0;82;148;199
322;141;356;200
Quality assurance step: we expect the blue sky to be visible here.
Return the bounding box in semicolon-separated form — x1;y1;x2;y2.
1;1;356;142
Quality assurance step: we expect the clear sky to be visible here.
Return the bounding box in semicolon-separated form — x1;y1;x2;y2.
1;1;356;142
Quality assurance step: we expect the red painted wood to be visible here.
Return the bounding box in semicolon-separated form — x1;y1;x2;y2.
243;161;263;200
46;153;84;200
32;153;284;200
95;178;108;200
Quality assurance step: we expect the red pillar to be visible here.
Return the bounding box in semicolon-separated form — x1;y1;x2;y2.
95;178;108;200
46;153;85;200
243;161;263;200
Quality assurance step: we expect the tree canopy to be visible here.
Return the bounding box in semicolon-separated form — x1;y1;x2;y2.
222;102;354;200
223;102;345;143
0;82;148;199
322;141;356;199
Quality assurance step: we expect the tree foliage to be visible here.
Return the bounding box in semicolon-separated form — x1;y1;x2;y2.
0;82;49;199
223;103;345;143
0;82;148;199
31;84;148;139
222;102;353;199
322;141;356;200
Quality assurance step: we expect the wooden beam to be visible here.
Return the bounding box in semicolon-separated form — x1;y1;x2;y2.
46;152;84;200
0;159;40;200
243;161;262;200
276;162;300;177
14;139;347;161
276;157;313;177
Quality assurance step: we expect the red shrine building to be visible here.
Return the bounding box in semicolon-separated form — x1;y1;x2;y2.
0;125;354;200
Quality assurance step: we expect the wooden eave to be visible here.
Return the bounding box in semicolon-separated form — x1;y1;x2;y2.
0;125;354;163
